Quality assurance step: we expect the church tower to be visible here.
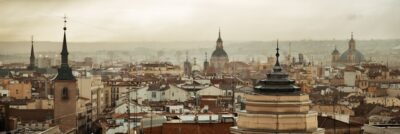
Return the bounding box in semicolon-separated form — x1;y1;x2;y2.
203;52;209;74
27;36;36;70
210;28;229;74
53;16;78;132
336;32;365;65
183;51;192;77
347;32;356;62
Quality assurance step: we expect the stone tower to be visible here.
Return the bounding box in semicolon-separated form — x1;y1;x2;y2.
231;40;324;134
53;16;78;133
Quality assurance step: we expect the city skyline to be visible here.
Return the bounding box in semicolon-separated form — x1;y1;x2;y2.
1;1;400;134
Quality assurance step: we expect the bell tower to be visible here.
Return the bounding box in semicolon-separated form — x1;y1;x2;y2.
53;16;78;133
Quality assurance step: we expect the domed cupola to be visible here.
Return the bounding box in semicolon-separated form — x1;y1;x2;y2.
338;32;365;64
332;46;340;55
210;28;229;74
211;28;228;58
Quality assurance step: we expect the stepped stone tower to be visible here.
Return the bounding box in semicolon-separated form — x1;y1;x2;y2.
231;40;324;134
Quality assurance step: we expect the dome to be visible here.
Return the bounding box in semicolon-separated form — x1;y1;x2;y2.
339;49;365;63
211;48;228;58
332;48;339;55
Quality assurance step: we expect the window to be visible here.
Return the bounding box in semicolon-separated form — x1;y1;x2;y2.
152;92;156;98
16;89;19;94
62;87;69;99
172;92;174;97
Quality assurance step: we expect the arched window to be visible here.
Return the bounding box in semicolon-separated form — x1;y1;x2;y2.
62;87;69;99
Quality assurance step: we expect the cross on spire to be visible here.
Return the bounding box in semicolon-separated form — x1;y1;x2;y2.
63;15;67;31
272;39;283;73
61;15;69;67
56;14;75;80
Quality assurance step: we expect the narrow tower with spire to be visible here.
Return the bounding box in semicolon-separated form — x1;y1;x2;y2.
203;52;209;74
183;51;192;77
53;16;78;133
55;16;75;80
27;36;36;70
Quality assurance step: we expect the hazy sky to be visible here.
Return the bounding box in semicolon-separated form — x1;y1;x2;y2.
0;0;399;42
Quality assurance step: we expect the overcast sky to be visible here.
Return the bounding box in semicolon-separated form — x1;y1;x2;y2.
0;0;399;42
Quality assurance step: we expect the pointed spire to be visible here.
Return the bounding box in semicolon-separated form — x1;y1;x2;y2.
61;15;69;67
216;27;223;47
275;39;280;66
254;39;300;94
28;35;35;70
30;35;35;58
55;15;75;80
273;39;282;72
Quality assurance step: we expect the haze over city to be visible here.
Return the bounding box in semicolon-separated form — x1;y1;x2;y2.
0;0;399;42
1;1;400;134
